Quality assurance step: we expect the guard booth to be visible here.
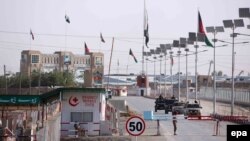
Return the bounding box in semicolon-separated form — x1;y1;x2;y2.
60;88;106;137
136;74;150;96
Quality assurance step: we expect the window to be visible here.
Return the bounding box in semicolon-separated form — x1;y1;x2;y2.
31;55;39;63
95;57;102;65
71;112;93;122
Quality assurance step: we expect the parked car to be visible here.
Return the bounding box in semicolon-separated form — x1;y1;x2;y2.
184;103;202;119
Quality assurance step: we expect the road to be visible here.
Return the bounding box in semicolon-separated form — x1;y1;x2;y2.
113;96;249;141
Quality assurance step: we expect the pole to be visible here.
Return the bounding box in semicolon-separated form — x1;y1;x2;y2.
19;71;22;94
178;47;181;101
4;65;7;94
154;56;156;96
195;42;198;101
38;68;41;94
185;49;189;101
170;51;173;96
142;0;146;74
159;55;162;94
231;27;235;116
213;32;216;114
29;56;32;95
107;37;115;91
164;52;167;97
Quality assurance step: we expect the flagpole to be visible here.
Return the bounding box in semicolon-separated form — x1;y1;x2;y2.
107;37;115;91
195;10;200;102
126;55;129;75
142;0;145;74
29;29;32;95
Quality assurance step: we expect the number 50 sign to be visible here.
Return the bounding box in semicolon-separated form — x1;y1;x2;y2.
126;116;146;136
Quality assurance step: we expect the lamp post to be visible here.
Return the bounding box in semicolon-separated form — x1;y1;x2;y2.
156;47;162;95
160;44;171;97
223;19;244;116
150;49;157;96
169;50;174;96
206;26;224;115
188;32;206;101
172;39;185;101
239;8;250;29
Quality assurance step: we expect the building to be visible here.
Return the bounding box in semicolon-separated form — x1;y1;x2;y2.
20;50;104;87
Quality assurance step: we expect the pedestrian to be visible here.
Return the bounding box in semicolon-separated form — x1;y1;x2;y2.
172;111;177;135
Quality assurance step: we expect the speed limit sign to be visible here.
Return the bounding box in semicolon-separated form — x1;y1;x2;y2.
126;116;146;136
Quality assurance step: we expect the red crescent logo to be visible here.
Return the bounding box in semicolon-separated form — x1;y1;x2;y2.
69;96;79;107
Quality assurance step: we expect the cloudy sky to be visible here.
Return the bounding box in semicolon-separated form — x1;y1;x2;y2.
0;0;249;76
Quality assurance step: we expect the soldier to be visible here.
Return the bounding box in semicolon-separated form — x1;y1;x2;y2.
159;95;163;100
172;111;177;135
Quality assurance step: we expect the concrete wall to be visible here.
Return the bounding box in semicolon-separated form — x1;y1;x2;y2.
36;113;61;141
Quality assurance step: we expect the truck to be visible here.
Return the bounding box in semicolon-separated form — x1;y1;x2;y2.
184;103;202;119
154;97;177;114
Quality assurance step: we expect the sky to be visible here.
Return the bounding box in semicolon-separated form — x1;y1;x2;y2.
0;0;250;76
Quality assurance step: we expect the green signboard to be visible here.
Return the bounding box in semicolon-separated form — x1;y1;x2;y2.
0;95;40;105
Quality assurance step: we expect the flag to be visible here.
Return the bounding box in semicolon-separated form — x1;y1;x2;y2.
144;9;149;48
129;49;138;63
198;11;213;47
171;56;174;66
85;42;90;54
30;29;34;40
100;33;105;43
65;14;70;24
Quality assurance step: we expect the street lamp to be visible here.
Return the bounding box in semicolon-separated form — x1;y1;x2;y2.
160;44;171;97
206;26;224;115
223;18;244;116
150;49;157;96
172;39;185;101
188;32;205;101
169;49;174;97
239;8;250;29
156;47;163;95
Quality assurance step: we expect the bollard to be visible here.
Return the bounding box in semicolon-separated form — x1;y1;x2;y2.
156;119;160;136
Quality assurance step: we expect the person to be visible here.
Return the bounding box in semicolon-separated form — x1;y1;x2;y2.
74;122;79;136
172;111;177;135
74;122;85;136
159;95;163;100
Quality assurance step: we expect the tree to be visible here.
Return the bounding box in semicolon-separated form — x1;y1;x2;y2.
218;71;223;76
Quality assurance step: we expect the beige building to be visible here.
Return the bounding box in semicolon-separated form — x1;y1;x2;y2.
20;50;104;87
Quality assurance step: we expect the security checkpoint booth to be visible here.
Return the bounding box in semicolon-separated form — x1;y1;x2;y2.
60;88;107;137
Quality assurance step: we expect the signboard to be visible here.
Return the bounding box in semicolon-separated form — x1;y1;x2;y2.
0;95;40;104
126;116;145;136
64;54;71;65
82;95;97;107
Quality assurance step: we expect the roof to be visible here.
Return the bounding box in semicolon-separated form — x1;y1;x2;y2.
0;88;105;106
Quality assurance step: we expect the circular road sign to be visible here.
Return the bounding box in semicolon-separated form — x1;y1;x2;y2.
126;116;146;136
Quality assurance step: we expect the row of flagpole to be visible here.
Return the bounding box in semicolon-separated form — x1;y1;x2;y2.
141;0;217;103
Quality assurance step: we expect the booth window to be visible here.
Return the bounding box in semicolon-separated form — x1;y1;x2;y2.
71;112;93;122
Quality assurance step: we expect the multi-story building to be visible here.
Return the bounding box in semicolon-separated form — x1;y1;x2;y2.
20;50;104;87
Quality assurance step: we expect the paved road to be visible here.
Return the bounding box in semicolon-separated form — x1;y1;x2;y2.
113;96;248;141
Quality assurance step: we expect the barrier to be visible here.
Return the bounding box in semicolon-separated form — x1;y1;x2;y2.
211;114;249;124
61;122;100;137
187;115;213;120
